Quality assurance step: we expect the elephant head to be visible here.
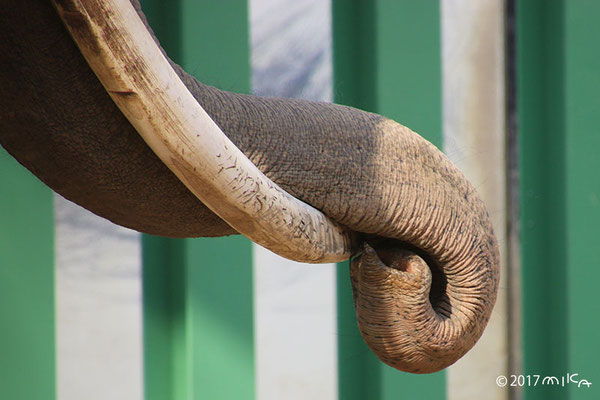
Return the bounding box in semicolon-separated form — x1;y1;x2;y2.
0;0;499;373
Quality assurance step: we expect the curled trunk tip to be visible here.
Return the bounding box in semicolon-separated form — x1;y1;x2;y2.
351;239;498;373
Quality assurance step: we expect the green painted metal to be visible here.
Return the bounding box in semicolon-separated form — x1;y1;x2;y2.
142;1;253;399
142;237;187;400
0;149;55;399
564;2;600;398
333;1;445;399
518;1;600;399
142;236;254;400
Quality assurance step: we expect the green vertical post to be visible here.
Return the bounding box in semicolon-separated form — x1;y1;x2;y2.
564;2;600;398
0;149;55;400
142;1;254;399
333;1;444;399
518;1;600;399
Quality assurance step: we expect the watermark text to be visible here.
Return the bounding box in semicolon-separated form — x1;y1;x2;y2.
496;373;592;389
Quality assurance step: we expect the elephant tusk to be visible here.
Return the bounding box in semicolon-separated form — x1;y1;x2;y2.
52;0;355;263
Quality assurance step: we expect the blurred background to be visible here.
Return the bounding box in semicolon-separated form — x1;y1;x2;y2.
1;0;598;400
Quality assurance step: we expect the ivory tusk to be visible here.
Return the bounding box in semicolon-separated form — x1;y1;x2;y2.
52;0;355;262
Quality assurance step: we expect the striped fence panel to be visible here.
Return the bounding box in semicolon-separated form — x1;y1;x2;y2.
1;1;599;399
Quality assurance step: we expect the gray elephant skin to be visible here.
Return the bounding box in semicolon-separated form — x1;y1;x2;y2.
0;0;499;373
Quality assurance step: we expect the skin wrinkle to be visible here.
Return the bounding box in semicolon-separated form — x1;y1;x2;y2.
0;0;499;374
201;81;500;373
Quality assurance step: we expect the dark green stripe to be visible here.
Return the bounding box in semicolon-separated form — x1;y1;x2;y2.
0;148;56;400
518;0;600;398
564;1;600;398
142;1;253;399
518;1;567;396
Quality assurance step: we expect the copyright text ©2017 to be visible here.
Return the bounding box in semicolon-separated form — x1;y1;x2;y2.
496;373;592;388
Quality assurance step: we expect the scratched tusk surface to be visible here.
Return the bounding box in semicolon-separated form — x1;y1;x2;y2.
52;0;354;263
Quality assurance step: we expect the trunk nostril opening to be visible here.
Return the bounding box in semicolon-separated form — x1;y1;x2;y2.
366;237;451;317
374;247;415;273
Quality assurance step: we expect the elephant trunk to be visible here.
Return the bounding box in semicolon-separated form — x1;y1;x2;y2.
55;0;499;372
183;88;500;373
6;0;500;374
346;120;500;373
236;107;500;373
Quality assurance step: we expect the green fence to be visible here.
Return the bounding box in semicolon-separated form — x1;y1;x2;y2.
141;1;254;398
518;1;600;399
1;1;599;399
0;149;55;399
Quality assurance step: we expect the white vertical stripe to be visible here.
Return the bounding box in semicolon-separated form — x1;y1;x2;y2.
55;195;143;400
250;0;337;396
253;245;338;400
441;1;509;399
